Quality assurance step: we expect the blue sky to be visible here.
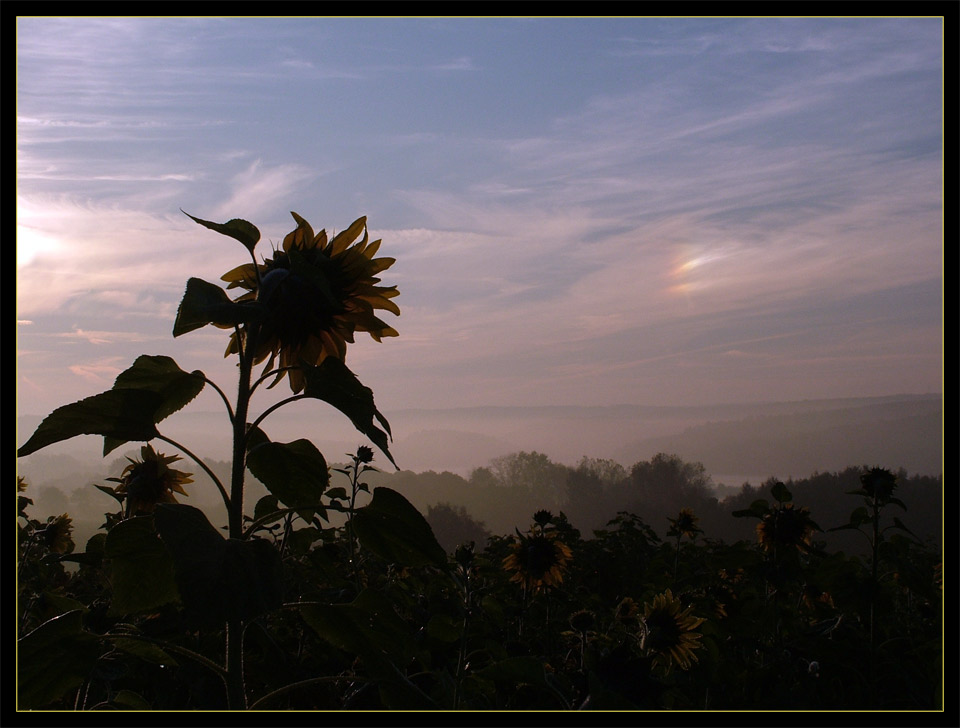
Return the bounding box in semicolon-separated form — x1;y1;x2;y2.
17;17;943;425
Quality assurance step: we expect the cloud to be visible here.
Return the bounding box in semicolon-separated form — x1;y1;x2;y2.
68;358;128;385
14;18;942;415
210;159;317;221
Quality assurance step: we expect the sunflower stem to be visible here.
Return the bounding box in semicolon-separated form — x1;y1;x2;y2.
248;394;309;433
201;375;236;424
155;434;230;516
224;322;260;711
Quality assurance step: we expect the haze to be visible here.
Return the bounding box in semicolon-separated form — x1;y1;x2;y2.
17;18;942;473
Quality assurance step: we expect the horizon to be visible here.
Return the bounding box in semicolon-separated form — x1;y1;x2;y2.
17;18;943;430
17;391;943;482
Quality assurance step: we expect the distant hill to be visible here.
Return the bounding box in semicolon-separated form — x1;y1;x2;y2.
614;396;942;481
17;392;941;482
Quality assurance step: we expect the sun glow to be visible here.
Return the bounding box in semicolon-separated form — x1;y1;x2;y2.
17;224;60;268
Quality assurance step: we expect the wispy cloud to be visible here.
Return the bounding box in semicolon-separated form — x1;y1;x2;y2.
15;18;942;416
210;159;318;221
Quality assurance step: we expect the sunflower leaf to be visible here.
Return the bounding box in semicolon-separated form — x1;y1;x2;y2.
17;610;102;709
17;389;163;458
153;504;282;628
103;355;206;454
351;487;446;568
105;516;180;616
173;277;263;337
302;357;397;468
182;210;260;252
246;437;330;521
770;481;792;503
300;589;436;709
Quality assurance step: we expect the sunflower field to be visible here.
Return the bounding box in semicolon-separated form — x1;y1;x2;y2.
16;213;943;714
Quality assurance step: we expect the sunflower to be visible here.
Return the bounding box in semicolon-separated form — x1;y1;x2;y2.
355;445;375;464
801;583;836;614
41;514;74;554
859;467;898;502
568;608;596;634
640;589;706;673
756;503;818;555
532;509;554;528
220;213;399;393
108;444;193;516
503;529;573;592
667;508;702;539
614;597;641;628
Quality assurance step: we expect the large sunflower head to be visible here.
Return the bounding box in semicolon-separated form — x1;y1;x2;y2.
108;444;193;516
502;529;573;593
640;588;706;673
756;503;818;555
220;213;399;393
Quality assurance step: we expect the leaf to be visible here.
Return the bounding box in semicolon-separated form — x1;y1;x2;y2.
17;389;163;458
887;497;908;512
153;504;282;628
17;610;102;709
299;589;435;708
770;481;792;503
103;355;206;454
111;637;178;667
111;355;206;421
827;522;864;533
352;487;446;568
104;516;180;616
829;506;871;532
172;277;262;337
110;689;153;710
476;656;551;686
890;517;919;540
182;210;260;252
732;499;769;519
425;613;461;643
302;358;396;468
253;494;281;524
93;484;124;505
246;437;330;521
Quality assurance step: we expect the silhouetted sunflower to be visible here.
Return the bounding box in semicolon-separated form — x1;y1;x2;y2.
614;597;641;628
108;445;193;516
667;508;702;539
41;514;74;554
220;213;399;393
801;583;836;614
568;608;596;634
640;589;705;673
355;445;375;464
503;530;573;592
756;503;818;555
532;509;554;528
859;467;898;502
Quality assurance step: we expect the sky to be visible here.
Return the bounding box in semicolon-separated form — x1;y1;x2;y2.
16;17;943;435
